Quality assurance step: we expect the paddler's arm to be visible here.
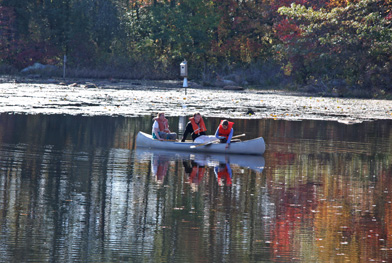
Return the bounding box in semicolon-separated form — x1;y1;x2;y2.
227;164;233;177
181;122;193;142
152;121;164;141
215;128;223;139
214;166;219;178
154;128;164;141
225;129;234;148
163;119;171;133
164;126;171;133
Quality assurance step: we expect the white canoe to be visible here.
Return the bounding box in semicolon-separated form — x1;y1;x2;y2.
136;131;265;155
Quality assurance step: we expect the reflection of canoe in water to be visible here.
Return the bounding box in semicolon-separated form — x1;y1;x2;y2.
136;131;265;155
134;148;265;173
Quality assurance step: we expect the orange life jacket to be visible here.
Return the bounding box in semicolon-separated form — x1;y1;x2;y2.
155;117;169;132
190;117;207;135
218;120;234;140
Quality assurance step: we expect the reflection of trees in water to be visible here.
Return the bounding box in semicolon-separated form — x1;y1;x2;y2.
2;151;391;261
132;150;270;262
1;114;392;262
0;114;152;151
264;148;392;262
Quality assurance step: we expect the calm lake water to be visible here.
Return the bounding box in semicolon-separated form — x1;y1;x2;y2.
0;114;391;262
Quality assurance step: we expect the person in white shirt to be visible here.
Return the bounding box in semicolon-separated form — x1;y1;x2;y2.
152;112;177;140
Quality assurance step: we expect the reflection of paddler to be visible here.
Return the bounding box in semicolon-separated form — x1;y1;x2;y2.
183;160;205;185
214;163;233;186
152;154;169;182
190;165;205;185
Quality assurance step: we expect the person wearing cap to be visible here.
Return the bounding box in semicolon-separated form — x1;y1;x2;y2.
215;119;234;149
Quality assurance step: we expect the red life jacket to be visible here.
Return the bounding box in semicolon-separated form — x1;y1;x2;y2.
190;117;207;135
189;166;205;184
217;167;232;186
218;120;234;140
156;162;168;181
155;117;169;132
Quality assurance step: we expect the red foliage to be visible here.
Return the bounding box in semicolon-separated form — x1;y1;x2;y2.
0;6;59;68
386;11;392;20
2;39;60;69
0;7;17;60
270;182;319;259
274;19;302;42
12;41;60;69
210;0;271;63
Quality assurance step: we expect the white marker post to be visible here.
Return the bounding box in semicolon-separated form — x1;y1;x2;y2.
183;77;188;95
180;59;188;95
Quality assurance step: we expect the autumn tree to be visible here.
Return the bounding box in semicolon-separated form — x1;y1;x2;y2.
276;0;392;91
0;6;16;65
128;0;221;77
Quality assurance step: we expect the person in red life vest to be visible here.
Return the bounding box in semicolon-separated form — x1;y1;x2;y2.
152;112;177;140
214;163;233;186
215;119;234;149
181;112;207;142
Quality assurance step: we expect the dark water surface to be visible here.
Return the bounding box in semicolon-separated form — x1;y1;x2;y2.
0;114;391;262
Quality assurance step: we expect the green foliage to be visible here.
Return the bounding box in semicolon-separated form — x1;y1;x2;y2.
1;0;127;69
1;0;392;94
276;0;392;90
1;0;277;79
128;0;221;77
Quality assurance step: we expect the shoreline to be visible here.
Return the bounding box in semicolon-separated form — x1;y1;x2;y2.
1;77;392;124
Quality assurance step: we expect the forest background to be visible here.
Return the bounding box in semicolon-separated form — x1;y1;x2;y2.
0;0;391;97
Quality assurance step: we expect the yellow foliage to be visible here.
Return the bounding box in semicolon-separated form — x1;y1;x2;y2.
283;62;292;76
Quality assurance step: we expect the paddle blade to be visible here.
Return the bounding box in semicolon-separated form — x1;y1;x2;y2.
190;139;220;148
189;134;245;149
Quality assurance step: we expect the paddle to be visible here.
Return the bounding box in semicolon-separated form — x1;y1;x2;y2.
191;128;201;135
190;133;245;148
